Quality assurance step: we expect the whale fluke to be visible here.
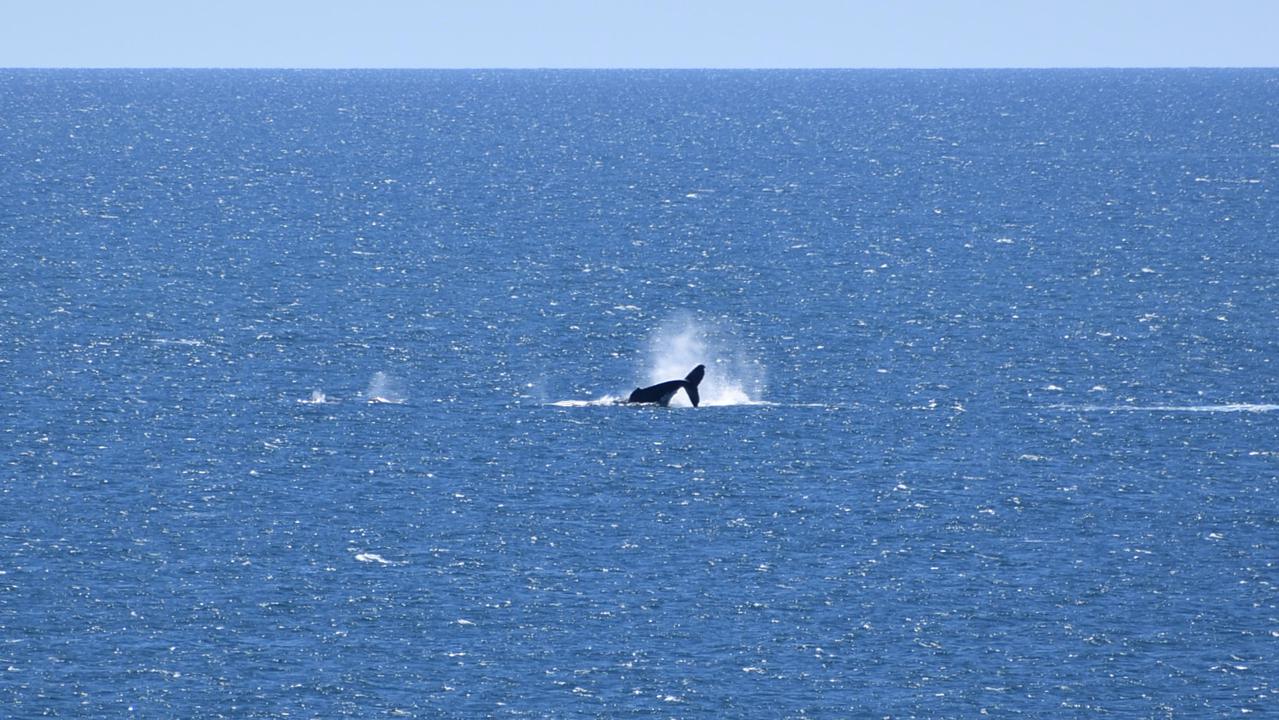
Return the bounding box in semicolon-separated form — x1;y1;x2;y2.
683;364;704;407
627;364;706;407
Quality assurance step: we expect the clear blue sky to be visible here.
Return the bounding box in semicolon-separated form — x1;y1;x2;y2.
2;0;1276;69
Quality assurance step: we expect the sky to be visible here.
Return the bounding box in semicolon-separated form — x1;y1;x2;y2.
1;0;1277;69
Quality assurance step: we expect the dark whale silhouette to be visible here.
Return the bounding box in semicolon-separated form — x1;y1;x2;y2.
627;365;705;407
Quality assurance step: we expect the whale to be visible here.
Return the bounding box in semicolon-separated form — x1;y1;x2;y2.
627;365;705;407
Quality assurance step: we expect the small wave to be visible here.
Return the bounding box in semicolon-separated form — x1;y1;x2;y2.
299;389;333;404
1052;403;1278;413
1193;177;1262;185
354;552;396;565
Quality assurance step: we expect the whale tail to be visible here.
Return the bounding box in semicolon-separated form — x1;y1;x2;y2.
626;364;707;407
684;364;705;407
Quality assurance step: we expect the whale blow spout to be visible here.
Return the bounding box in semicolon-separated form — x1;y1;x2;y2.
627;364;705;407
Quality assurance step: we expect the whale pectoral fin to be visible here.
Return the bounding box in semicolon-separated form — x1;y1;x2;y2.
686;384;700;408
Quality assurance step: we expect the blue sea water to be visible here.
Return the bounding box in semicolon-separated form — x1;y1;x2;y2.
1;69;1276;717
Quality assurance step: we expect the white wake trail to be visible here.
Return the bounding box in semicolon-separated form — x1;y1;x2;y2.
1052;403;1278;413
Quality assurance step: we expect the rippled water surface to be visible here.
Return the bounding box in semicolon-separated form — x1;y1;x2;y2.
2;70;1277;717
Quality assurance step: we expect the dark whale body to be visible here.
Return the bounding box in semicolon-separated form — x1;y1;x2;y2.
627;365;705;407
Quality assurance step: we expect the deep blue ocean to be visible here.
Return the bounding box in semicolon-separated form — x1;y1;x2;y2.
2;69;1277;717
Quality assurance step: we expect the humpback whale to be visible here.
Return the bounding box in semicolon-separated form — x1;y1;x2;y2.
627;365;705;407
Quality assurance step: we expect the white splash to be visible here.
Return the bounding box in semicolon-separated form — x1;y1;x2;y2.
643;314;766;407
547;315;772;408
299;389;331;404
366;372;406;404
354;552;395;565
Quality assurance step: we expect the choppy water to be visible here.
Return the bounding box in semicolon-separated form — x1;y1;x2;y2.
2;69;1277;717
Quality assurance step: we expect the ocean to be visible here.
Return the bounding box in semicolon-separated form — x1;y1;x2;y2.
1;69;1276;717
